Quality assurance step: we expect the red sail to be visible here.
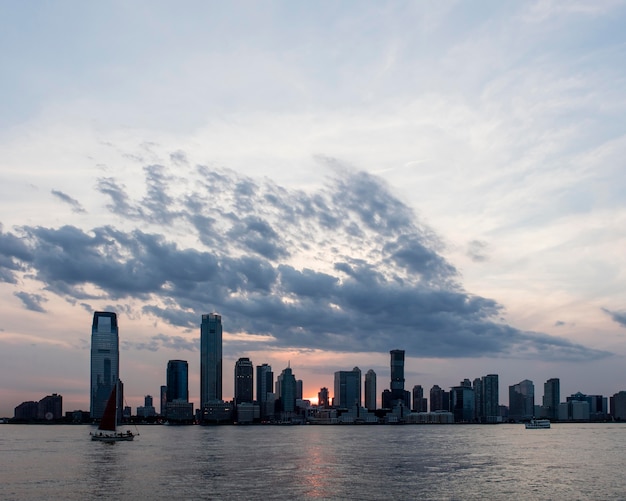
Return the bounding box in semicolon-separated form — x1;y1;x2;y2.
98;385;117;431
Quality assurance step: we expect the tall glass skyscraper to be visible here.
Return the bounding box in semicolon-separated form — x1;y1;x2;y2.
90;311;119;419
256;363;273;418
200;313;222;409
543;378;560;420
166;360;189;402
333;367;361;408
364;369;377;411
234;357;254;404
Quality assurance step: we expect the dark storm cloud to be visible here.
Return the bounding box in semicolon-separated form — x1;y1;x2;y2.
51;190;86;214
14;291;47;312
0;165;610;362
603;308;626;328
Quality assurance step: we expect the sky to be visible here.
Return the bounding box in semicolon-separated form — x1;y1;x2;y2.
1;0;626;417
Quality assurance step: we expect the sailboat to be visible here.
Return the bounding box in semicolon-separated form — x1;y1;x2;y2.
90;383;136;442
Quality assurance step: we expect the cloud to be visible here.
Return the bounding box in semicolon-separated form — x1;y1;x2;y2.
603;308;626;328
122;333;198;352
467;240;489;263
13;291;48;313
0;164;610;362
51;190;86;214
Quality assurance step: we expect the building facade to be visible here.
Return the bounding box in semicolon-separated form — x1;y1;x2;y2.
334;367;361;408
90;311;119;419
412;385;427;412
364;369;377;411
509;379;534;421
200;313;222;409
167;360;189;403
542;378;560;420
256;363;274;419
234;357;254;404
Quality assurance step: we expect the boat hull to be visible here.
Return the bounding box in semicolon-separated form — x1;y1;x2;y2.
91;433;135;442
525;419;551;429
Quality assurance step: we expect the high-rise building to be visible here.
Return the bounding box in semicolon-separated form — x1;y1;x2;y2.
318;387;330;408
364;369;377;411
482;374;499;423
509;379;534;421
256;363;273;418
277;366;297;413
334;367;361;408
234;357;254;404
200;313;222;409
167;360;189;402
37;393;63;420
384;350;410;408
450;382;475;422
160;385;167;416
412;385;427;412
90;311;119;419
542;378;560;420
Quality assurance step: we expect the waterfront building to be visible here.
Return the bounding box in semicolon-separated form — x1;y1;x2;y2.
277;366;297;413
38;393;63;420
137;395;156;418
474;374;500;423
430;385;450;412
14;401;38;420
610;391;626;420
256;363;273;418
542;378;560;420
318;387;330;408
364;369;377;411
386;350;410;408
167;360;189;403
160;385;167;416
90;311;119;419
450;383;475;422
296;379;303;400
334;367;361;408
412;385;427;412
234;357;254;404
509;379;534;421
200;313;222;409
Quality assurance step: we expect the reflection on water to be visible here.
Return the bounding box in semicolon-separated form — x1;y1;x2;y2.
2;423;626;500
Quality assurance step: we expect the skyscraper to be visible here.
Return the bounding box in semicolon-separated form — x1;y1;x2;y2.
277;366;297;413
384;349;410;408
90;311;119;419
364;369;377;411
412;385;427;412
482;374;499;423
509;379;534;421
334;367;361;408
234;357;254;404
256;363;273;418
543;378;560;420
167;360;189;402
200;313;222;409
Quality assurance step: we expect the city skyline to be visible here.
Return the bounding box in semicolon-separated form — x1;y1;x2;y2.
2;2;626;416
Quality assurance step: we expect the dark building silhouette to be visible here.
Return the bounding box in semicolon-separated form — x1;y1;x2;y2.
542;378;560;420
200;313;222;408
412;385;427;412
90;311;119;419
167;360;189;403
256;363;274;419
234;357;254;404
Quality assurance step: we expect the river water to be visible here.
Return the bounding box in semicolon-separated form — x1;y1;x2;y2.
1;423;625;500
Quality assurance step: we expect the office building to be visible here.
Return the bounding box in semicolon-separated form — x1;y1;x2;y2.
318;387;330;409
256;363;274;418
277;366;297;413
542;378;560;420
611;391;626;420
160;385;167;416
38;393;63;421
482;374;499;423
167;360;189;402
365;369;377;411
384;350;410;408
334;367;361;408
412;385;427;412
235;357;254;404
200;313;222;409
430;385;449;412
509;379;534;421
450;382;475;422
90;311;119;419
